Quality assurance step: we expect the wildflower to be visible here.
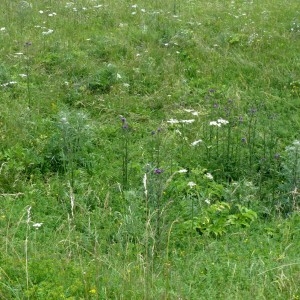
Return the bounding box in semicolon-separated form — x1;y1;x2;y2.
154;168;163;174
217;118;229;125
183;109;199;116
32;223;43;229
0;27;6;31
241;137;247;143
187;181;196;188
89;288;97;294
178;169;188;173
167;118;179;124
209;121;221;127
19;74;27;78
120;116;126;123
204;173;213;180
205;199;211;204
180;119;195;124
42;29;54;35
1;81;17;87
191;139;202;146
274;153;281;160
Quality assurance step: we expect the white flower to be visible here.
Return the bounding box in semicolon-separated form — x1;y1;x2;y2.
39;10;43;13
217;118;229;125
191;139;202;146
19;74;27;78
167;118;179;124
116;73;122;79
204;173;213;180
187;181;196;188
183;109;199;116
32;222;43;229
205;199;211;205
42;29;54;35
209;121;221;127
0;27;6;31
210;118;229;127
178;169;188;173
180;119;195;124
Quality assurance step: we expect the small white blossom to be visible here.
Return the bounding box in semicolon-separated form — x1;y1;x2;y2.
0;27;6;31
205;199;211;204
167;118;179;124
178;169;188;173
19;74;27;78
42;29;54;35
191;139;202;146
204;173;213;180
32;222;43;229
39;10;43;13
180;119;195;124
187;181;196;188
217;118;229;125
209;121;221;127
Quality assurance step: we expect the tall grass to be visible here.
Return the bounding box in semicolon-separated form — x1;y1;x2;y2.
0;0;300;299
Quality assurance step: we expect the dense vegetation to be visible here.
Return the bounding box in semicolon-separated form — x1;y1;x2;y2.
0;0;300;299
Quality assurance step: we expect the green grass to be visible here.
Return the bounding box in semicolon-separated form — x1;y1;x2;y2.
0;0;300;299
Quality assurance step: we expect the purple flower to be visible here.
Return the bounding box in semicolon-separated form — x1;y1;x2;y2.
154;168;163;174
241;137;247;143
274;153;281;160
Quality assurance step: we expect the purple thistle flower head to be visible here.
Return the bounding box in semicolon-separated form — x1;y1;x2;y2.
241;137;247;143
122;123;129;130
154;168;164;175
274;153;281;160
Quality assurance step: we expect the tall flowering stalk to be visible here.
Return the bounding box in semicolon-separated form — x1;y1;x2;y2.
121;116;129;191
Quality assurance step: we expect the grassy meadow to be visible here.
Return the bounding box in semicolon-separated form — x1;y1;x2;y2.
1;0;300;299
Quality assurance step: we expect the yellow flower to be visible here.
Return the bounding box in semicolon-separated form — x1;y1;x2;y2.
89;288;97;294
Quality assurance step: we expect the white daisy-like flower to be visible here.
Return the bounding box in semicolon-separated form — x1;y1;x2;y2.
178;169;188;173
191;139;202;146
